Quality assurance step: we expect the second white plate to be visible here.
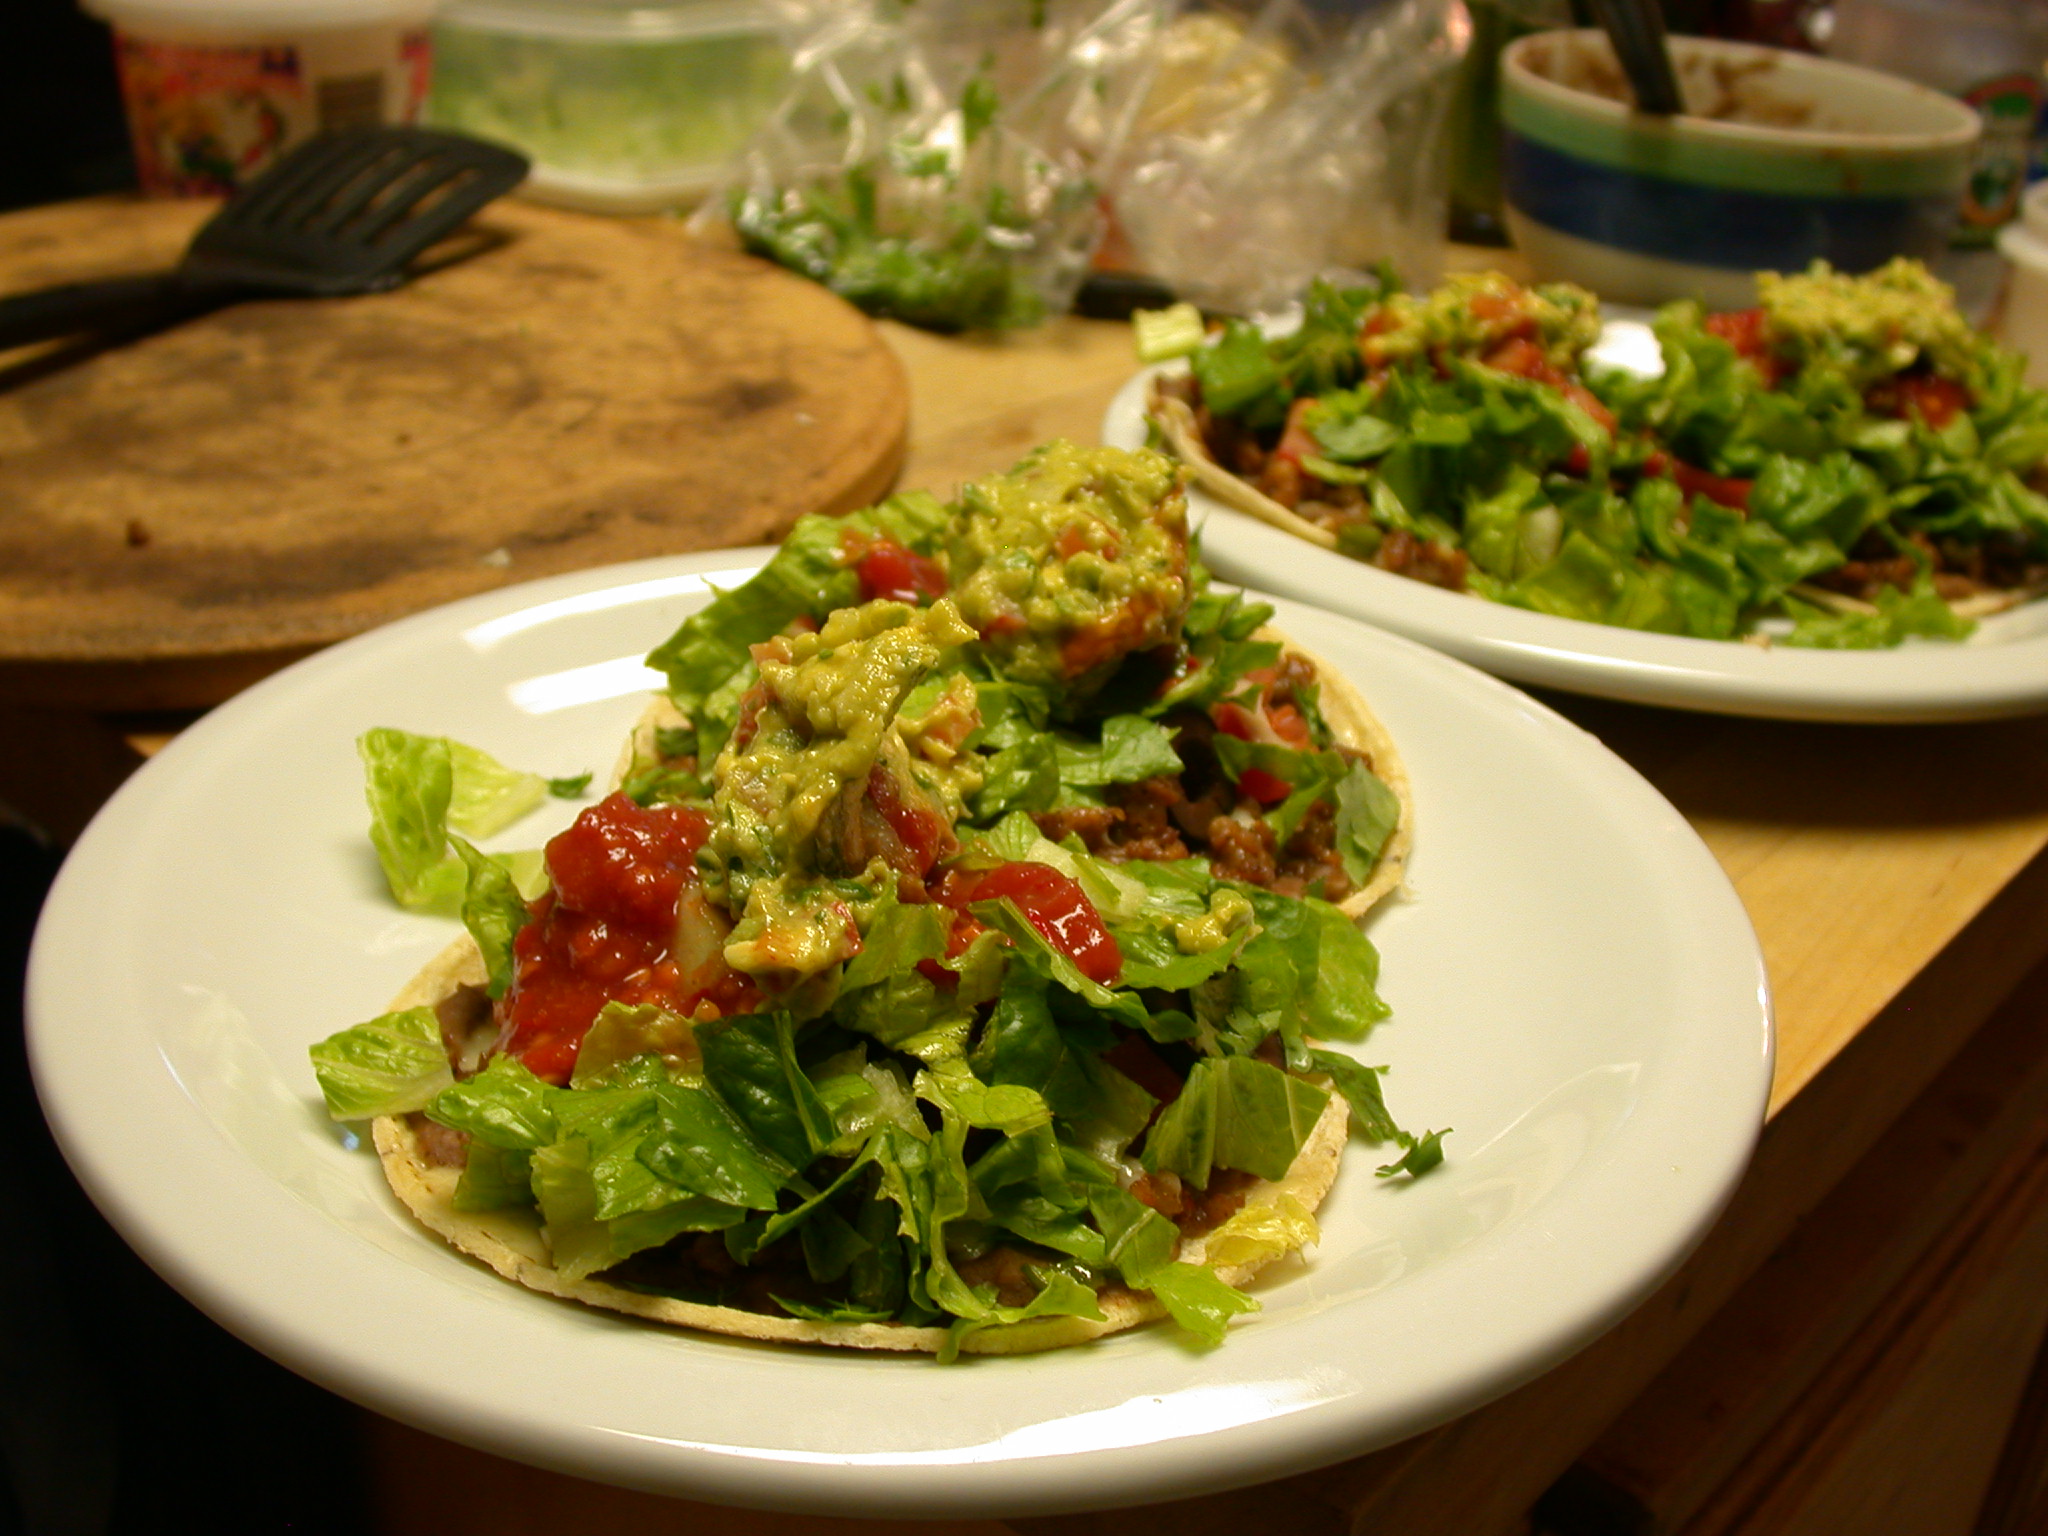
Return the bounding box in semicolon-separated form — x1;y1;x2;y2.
1105;365;2048;722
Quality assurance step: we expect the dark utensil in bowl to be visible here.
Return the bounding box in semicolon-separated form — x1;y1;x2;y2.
1586;0;1686;115
0;127;529;352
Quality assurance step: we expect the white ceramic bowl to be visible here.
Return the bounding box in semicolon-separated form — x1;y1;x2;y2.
1501;29;1980;307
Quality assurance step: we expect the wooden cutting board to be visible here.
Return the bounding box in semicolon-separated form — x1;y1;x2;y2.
0;197;909;708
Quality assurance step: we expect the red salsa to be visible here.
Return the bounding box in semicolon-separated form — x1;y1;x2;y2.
496;793;753;1083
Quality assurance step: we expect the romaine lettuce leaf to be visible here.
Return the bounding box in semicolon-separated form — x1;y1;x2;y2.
309;1007;453;1120
698;1012;836;1170
451;835;529;1000
1141;1056;1330;1185
644;491;951;715
358;729;555;911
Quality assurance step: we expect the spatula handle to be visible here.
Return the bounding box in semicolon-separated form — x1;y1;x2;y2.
0;271;245;352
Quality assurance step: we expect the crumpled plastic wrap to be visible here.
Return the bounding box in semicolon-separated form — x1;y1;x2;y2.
696;0;1172;332
1104;0;1469;316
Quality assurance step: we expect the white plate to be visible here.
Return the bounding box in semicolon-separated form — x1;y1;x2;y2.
1104;353;2048;723
28;552;1771;1518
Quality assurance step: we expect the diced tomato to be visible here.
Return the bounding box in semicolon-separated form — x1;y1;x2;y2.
544;793;710;929
1237;767;1292;806
497;794;745;1083
1263;698;1310;748
1669;458;1753;512
1868;374;1971;429
916;906;990;985
1212;700;1259;741
1643;449;1751;512
1481;338;1615;445
848;534;948;604
865;761;953;880
1481;335;1548;379
728;679;769;752
1469;286;1536;334
1565;443;1592;477
1704;307;1769;355
1053;521;1119;561
1561;380;1617;435
1271;396;1321;469
1220;670;1311;749
1704;307;1782;386
940;861;1122;985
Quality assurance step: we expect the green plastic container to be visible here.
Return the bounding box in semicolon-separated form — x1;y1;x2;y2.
427;0;789;212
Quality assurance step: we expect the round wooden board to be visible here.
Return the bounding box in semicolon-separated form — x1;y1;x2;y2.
0;197;908;708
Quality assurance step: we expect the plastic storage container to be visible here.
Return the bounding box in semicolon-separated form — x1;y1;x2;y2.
1995;180;2048;386
427;0;790;213
81;0;435;196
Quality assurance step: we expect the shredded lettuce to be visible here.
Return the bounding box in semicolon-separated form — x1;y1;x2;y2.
358;729;556;911
310;1008;453;1120
1178;269;2045;646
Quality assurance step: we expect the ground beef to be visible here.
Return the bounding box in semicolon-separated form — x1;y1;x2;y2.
434;983;495;1077
1205;812;1278;887
607;1230;824;1316
1376;529;1469;590
1274;798;1351;901
1104;776;1191;862
409;1113;469;1168
1036;671;1364;903
1257;455;1304;509
1175;1170;1258;1241
952;1245;1045;1308
1031;777;1190;863
1032;804;1122;848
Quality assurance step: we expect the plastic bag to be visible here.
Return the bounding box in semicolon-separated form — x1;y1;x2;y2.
1103;0;1468;315
697;0;1173;332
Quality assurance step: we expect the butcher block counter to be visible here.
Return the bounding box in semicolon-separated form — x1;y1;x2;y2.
8;210;2048;1536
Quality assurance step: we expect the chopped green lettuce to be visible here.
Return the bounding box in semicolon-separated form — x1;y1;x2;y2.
310;1008;453;1120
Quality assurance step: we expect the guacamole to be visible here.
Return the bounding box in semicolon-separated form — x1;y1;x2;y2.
1358;271;1602;371
1757;257;1983;390
947;441;1191;694
705;597;976;980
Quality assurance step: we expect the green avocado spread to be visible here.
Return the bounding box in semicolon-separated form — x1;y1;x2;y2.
705;598;975;982
1359;271;1602;371
946;441;1191;693
1758;258;1981;388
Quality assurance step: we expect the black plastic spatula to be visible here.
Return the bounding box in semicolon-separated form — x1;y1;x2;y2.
0;127;530;352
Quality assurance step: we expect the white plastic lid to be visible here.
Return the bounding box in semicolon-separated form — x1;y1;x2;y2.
2019;178;2048;244
82;0;437;31
434;0;773;43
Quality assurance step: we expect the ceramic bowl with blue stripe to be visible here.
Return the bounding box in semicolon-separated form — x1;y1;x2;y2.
1500;31;1980;308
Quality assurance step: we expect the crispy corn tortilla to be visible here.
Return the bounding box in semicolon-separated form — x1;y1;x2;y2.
1149;378;1339;551
369;631;1408;1353
373;947;1347;1355
1155;376;2048;629
1273;629;1411;916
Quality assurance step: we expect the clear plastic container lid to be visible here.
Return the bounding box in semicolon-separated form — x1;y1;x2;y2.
434;0;776;43
81;0;437;30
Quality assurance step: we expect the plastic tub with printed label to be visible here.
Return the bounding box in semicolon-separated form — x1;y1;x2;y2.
82;0;437;196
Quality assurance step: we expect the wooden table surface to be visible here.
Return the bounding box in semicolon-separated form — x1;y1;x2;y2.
13;243;2048;1536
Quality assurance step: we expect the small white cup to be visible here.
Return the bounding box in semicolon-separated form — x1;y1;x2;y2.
82;0;438;196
